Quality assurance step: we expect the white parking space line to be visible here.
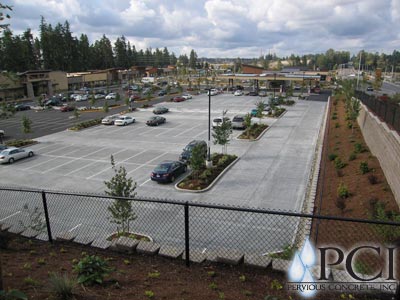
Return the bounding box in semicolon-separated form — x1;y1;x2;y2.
43;144;75;155
86;166;112;180
64;161;97;176
68;223;82;232
0;211;21;222
138;128;156;136
145;152;169;164
31;143;61;152
119;149;147;163
193;130;208;138
139;178;151;187
126;164;145;175
22;157;60;170
42;158;80;173
173;124;202;137
80;147;108;159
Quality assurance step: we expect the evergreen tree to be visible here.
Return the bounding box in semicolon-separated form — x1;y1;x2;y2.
189;49;197;69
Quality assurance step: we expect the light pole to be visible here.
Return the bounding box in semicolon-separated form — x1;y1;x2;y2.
206;88;212;168
273;73;276;98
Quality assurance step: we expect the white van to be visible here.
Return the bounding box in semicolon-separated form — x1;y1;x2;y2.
207;89;218;96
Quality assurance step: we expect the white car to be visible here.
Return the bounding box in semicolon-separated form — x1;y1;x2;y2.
114;116;135;126
182;93;192;100
212;117;230;128
234;90;243;96
0;147;34;164
94;93;105;99
105;93;117;100
75;94;88;102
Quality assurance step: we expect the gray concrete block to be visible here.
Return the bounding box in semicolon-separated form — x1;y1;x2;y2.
0;223;12;231
136;241;160;255
244;254;272;268
158;245;184;259
73;235;95;245
91;238;113;249
114;236;139;253
184;250;206;263
272;258;291;272
7;224;24;234
216;250;244;265
21;228;40;238
205;251;219;263
56;232;76;242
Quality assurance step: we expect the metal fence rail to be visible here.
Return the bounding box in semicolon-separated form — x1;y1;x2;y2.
355;90;400;134
1;186;400;285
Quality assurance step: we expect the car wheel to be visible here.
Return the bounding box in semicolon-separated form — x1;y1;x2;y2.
8;158;14;164
183;166;187;173
28;151;34;157
123;122;126;126
170;175;175;182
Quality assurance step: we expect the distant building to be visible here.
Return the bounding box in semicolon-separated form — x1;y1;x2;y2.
241;64;265;74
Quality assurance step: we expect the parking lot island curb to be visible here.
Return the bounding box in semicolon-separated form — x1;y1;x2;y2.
136;240;160;255
216;250;244;265
174;157;240;193
244;254;272;268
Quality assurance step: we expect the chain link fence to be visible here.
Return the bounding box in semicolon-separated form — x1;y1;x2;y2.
355;90;400;134
1;186;400;293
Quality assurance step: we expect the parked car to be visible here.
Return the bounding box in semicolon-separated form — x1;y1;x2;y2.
129;94;141;102
153;106;169;114
231;115;246;129
0;144;8;151
102;115;120;125
114;116;135;126
150;160;187;183
250;108;258;117
259;91;268;97
75;94;88;102
94;93;105;99
0;147;34;164
14;104;30;111
146;116;166;126
248;91;258;96
182;93;192;100
234;90;243;96
60;105;75;112
44;99;62;106
173;96;185;102
179;140;207;163
105;93;117;100
158;90;167;96
212;117;230;128
367;86;374;91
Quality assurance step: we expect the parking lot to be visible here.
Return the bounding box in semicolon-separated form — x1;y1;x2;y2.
0;92;327;211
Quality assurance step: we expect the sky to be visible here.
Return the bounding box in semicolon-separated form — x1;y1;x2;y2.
3;0;400;58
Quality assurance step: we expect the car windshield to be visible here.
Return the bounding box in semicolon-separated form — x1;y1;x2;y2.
0;150;9;155
213;118;221;122
154;163;171;172
233;117;243;122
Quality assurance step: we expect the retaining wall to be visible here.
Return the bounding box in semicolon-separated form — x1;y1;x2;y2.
357;103;400;206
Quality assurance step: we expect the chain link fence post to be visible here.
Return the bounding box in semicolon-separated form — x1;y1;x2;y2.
184;201;190;267
41;190;53;243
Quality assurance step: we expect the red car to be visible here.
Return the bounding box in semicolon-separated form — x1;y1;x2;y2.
173;96;185;102
60;105;75;112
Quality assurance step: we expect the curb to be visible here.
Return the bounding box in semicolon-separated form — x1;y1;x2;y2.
174;157;240;193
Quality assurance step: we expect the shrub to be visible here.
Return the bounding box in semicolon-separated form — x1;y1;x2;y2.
73;255;112;285
337;182;350;199
348;152;357;161
347;121;353;129
334;157;346;169
368;174;378;185
328;153;337;161
331;115;337;120
48;273;76;300
354;143;367;153
335;197;346;212
69;119;102;131
0;290;27;300
360;161;370;174
335;122;340;128
5;139;36;147
199;169;213;181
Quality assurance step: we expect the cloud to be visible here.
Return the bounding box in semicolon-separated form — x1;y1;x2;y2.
4;0;398;57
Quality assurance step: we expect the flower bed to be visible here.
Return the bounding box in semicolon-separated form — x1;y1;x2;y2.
177;153;237;191
68;118;102;131
238;124;268;140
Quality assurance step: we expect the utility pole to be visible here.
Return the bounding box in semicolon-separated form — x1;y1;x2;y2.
357;51;362;89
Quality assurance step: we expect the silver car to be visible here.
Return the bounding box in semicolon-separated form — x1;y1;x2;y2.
0;147;34;164
102;115;120;125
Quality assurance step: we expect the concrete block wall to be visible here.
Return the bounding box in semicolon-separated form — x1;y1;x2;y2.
357;103;400;205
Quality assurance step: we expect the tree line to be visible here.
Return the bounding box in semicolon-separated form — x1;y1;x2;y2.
0;17;201;73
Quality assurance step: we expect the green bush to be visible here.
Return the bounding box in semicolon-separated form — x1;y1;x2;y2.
337;182;350;199
69;119;102;131
347;121;353;129
334;157;346;169
354;143;367;153
5;139;36;147
331;115;337;120
348;152;357;161
73;255;112;285
0;290;27;300
335;122;340;128
360;161;370;174
328;153;337;161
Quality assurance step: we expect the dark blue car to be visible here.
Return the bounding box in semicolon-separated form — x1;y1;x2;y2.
151;160;187;183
